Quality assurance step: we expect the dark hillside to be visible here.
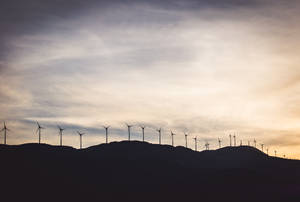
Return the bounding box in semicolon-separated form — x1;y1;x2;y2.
0;141;300;202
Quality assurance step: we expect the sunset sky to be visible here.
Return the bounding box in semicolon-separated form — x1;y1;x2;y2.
1;0;300;158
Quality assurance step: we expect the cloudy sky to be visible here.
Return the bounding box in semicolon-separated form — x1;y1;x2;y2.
1;0;300;158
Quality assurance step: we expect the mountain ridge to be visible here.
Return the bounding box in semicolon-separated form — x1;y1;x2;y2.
0;141;299;202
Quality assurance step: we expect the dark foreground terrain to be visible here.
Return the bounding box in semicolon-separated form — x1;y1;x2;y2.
0;141;300;202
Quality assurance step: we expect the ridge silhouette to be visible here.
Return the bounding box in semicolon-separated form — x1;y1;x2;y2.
0;141;299;202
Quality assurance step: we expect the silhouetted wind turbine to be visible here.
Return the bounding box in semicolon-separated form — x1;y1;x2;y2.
1;122;10;145
266;148;269;155
36;122;44;144
140;125;146;142
126;123;133;141
57;125;65;146
77;131;85;149
240;140;242;146
184;133;188;148
229;134;232;146
218;138;221;149
233;134;236;146
248;141;250;146
170;131;175;146
274;150;277;157
193;137;197;151
254;139;257;148
261;144;264;152
156;128;162;145
103;125;110;144
205;142;210;150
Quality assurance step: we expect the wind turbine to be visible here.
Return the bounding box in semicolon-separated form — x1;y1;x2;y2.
266;148;269;155
140;125;146;142
193;137;197;151
205;142;210;150
103;125;110;144
184;132;188;148
1;122;10;145
248;141;250;146
233;134;236;146
126;123;133;141
77;131;85;149
274;150;277;157
218;138;221;149
170;131;175;146
229;134;232;146
156;128;162;145
261;144;264;152
57;125;65;146
36;122;45;144
240;140;243;146
254;139;257;148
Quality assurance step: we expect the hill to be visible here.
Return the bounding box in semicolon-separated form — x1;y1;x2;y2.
0;141;300;202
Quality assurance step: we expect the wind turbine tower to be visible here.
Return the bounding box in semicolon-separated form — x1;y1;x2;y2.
218;138;221;149
261;144;264;152
184;133;188;148
77;131;85;149
140;125;146;142
233;135;236;146
193;137;197;151
103;125;110;144
126;123;133;141
254;139;257;148
248;141;250;146
58;126;65;146
1;122;9;145
229;134;232;147
170;131;175;146
205;142;210;150
240;140;243;146
274;150;277;157
266;148;269;155
157;128;162;145
36;122;44;144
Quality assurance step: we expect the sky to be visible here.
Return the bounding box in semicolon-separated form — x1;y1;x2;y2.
1;0;300;158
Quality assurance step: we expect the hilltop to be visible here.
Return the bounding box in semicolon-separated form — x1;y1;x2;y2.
0;141;300;202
